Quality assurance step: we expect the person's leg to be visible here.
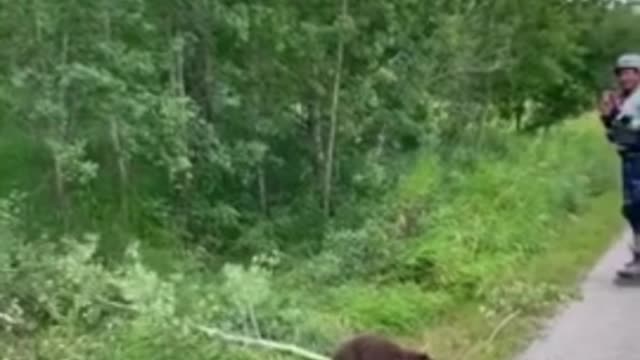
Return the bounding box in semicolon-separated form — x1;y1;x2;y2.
622;202;640;251
618;153;640;276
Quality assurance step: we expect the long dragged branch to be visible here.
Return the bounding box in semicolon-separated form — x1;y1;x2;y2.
191;323;330;360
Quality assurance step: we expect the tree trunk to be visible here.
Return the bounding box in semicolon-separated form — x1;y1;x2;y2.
309;104;325;199
514;101;524;131
109;118;129;217
51;146;68;228
200;0;216;123
173;29;196;239
374;123;387;159
323;0;348;218
104;9;130;219
55;32;71;229
257;164;269;217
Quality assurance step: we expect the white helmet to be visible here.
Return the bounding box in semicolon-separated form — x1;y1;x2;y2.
615;53;640;72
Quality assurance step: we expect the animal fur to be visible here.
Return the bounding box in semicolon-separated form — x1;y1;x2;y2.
332;334;432;360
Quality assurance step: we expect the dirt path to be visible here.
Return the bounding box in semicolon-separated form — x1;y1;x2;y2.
517;228;640;360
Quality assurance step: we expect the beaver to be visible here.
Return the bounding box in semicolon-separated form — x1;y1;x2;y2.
332;334;432;360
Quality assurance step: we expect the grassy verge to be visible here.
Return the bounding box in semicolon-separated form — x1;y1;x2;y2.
348;114;625;360
418;189;623;360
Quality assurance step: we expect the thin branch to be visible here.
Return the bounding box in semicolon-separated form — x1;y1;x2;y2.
486;310;520;344
192;323;330;360
248;305;262;339
457;309;521;360
425;61;506;89
94;297;140;313
0;312;21;325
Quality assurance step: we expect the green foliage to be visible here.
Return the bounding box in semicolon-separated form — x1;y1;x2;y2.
0;0;635;358
0;0;632;250
0;115;622;359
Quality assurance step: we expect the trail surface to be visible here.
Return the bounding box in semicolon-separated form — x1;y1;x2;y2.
517;229;640;360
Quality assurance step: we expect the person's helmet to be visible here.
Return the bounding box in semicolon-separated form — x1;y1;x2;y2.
615;53;640;72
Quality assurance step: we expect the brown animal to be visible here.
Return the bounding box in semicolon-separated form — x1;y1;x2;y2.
332;334;432;360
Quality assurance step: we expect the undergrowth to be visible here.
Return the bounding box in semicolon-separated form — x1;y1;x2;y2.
0;114;622;360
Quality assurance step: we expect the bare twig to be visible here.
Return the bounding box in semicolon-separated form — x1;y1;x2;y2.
248;305;263;339
94;297;140;313
457;309;521;360
192;323;330;360
486;310;520;345
0;312;21;325
425;61;505;89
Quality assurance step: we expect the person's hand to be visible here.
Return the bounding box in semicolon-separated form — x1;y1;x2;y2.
599;90;621;118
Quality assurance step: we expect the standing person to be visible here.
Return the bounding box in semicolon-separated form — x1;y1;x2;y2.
599;53;640;278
